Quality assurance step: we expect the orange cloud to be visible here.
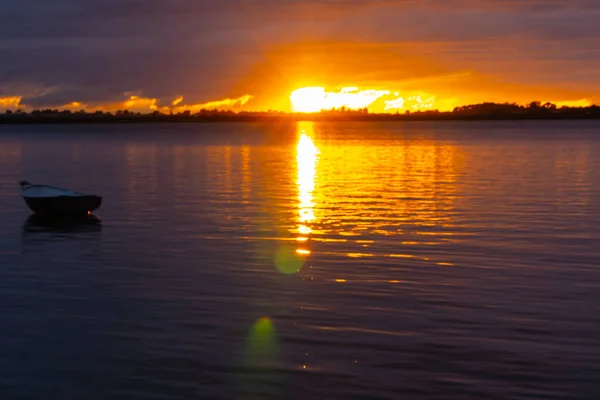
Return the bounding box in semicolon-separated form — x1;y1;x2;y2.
123;96;160;112
67;96;161;113
60;101;87;110
0;96;23;110
61;94;255;114
181;94;253;111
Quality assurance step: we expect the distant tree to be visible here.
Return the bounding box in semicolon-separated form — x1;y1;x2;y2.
6;110;12;114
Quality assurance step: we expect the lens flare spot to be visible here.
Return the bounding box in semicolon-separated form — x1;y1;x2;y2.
275;245;305;274
244;317;279;370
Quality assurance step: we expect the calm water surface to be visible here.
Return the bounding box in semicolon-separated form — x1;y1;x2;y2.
0;121;599;399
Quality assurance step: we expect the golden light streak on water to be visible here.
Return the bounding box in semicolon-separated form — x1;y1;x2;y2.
295;122;319;252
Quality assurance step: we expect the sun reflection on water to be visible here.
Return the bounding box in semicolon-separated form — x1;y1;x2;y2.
296;122;320;249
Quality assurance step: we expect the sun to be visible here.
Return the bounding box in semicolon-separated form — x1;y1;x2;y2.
290;86;444;113
290;86;393;113
290;87;327;112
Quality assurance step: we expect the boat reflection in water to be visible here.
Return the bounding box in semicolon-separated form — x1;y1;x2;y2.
23;213;102;235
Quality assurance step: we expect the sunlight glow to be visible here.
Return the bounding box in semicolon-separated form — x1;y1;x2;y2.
554;99;593;108
290;86;444;112
290;87;390;112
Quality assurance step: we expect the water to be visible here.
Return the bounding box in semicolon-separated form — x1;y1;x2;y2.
0;121;599;399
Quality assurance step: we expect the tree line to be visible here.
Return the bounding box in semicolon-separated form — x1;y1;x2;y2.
1;101;599;123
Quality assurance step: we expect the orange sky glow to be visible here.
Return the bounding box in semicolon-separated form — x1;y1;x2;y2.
1;1;599;113
1;38;598;114
1;85;594;114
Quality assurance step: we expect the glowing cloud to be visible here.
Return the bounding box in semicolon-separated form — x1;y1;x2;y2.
290;87;390;112
170;94;253;114
384;97;405;110
56;94;254;114
0;96;22;110
408;95;435;110
60;101;87;110
197;94;253;109
172;96;184;106
123;96;160;111
385;94;436;111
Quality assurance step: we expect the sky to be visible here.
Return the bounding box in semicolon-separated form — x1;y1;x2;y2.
1;0;600;113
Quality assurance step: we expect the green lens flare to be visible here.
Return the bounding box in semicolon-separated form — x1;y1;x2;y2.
274;245;305;275
244;317;279;369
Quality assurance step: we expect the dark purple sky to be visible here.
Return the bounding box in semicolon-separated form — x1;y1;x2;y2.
1;0;599;110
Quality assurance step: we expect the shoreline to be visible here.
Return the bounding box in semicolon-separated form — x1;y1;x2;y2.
2;114;600;124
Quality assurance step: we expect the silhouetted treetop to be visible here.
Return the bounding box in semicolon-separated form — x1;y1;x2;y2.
1;101;599;123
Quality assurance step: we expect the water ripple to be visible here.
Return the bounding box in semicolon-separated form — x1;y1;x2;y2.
0;121;599;398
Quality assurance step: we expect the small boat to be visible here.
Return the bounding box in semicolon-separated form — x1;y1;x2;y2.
20;181;102;216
